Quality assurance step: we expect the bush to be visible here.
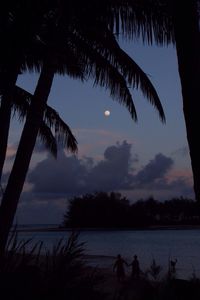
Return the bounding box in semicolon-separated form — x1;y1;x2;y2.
0;229;104;300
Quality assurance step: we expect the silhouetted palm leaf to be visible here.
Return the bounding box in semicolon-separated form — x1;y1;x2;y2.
12;86;78;156
68;31;137;120
44;105;78;153
68;0;174;45
71;25;165;121
38;123;57;157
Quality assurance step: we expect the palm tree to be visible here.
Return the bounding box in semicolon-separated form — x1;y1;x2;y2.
13;87;77;154
127;0;200;201
0;0;56;184
0;3;168;257
12;85;78;158
0;86;77;185
129;0;200;202
170;0;200;201
0;0;173;185
100;0;200;202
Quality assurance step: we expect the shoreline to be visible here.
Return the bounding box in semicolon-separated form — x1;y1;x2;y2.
15;224;200;232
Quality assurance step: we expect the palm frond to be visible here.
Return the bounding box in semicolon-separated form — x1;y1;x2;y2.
105;0;175;45
68;31;138;121
11;86;31;121
92;28;166;122
91;58;137;121
37;37;86;79
44;105;78;153
38;122;57;158
71;25;165;122
12;86;78;153
68;0;174;45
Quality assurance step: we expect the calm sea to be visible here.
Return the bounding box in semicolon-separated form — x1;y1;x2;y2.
16;225;200;279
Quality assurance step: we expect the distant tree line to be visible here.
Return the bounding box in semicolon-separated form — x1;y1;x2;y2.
63;192;200;228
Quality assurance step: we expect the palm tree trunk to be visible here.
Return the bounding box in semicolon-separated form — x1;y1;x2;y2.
0;62;54;258
172;0;200;201
0;71;19;184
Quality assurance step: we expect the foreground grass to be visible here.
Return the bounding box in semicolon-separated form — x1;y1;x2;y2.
0;229;200;300
0;230;105;300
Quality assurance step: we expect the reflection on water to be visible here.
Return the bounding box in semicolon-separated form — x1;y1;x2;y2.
17;226;200;279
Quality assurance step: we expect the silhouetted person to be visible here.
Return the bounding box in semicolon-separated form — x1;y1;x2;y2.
113;254;128;282
170;258;177;273
129;255;140;279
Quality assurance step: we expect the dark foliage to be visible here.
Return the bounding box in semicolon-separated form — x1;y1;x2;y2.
0;230;104;300
63;192;129;228
63;193;200;228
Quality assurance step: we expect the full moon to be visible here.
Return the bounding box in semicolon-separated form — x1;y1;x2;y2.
104;110;110;117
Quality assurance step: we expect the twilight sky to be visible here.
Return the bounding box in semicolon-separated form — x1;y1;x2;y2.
3;40;194;224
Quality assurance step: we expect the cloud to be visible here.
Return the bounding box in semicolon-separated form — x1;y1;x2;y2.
86;141;134;191
73;128;136;157
28;151;88;198
26;141;193;204
13;140;194;223
27;141;133;198
133;153;174;187
130;154;193;198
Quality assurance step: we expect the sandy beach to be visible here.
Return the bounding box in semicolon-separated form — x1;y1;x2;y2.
85;261;200;300
83;264;152;300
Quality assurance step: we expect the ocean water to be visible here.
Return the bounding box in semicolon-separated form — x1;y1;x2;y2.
16;225;200;279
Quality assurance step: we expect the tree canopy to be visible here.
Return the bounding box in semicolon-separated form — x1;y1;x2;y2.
63;192;200;228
